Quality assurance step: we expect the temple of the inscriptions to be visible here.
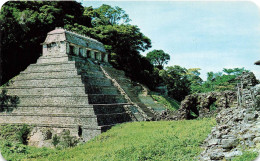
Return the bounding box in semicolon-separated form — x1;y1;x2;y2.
0;27;164;147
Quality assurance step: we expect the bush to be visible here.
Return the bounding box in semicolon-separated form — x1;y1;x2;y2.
52;130;79;149
52;134;60;147
0;124;32;144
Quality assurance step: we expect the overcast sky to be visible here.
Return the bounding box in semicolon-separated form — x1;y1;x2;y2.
80;1;260;80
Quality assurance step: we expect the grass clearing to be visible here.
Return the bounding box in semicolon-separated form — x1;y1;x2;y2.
21;118;216;161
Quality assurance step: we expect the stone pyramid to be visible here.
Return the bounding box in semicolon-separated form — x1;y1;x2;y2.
0;28;163;147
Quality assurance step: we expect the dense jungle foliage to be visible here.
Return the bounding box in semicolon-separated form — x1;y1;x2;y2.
0;1;256;102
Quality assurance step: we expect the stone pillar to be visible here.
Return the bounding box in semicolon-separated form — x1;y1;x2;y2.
90;50;95;59
42;44;48;56
97;52;102;61
82;48;87;57
66;43;70;54
104;53;108;62
74;46;79;56
59;41;66;54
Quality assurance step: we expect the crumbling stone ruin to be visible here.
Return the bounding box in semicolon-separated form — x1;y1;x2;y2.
199;72;260;160
0;28;163;147
176;91;237;120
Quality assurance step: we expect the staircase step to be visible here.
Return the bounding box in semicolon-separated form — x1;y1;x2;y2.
82;77;112;86
81;71;104;78
4;86;85;95
75;63;101;71
16;95;89;106
8;105;94;115
25;62;76;72
93;104;131;114
12;77;83;87
37;55;69;63
85;86;118;95
96;113;132;126
18;70;78;79
0;113;97;126
88;94;127;104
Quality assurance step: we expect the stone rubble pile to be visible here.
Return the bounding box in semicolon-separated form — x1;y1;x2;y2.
199;85;260;160
199;106;260;160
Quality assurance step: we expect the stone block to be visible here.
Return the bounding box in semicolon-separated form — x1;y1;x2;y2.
221;138;239;149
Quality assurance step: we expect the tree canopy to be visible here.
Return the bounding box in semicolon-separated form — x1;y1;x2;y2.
146;49;170;69
85;4;131;26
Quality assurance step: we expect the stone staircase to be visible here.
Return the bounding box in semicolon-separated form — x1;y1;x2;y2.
101;66;161;120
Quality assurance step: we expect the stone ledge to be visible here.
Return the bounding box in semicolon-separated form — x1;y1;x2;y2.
3;85;85;89
0;113;97;118
0;123;100;129
21;69;77;74
12;94;88;97
31;61;75;66
14;75;81;81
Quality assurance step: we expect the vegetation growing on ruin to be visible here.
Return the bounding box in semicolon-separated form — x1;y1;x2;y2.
0;118;215;160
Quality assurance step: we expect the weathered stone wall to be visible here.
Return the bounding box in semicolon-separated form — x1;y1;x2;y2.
175;91;237;120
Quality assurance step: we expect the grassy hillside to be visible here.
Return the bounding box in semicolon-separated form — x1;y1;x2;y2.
1;118;216;161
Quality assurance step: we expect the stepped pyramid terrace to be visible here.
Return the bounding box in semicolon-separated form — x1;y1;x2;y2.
0;27;165;147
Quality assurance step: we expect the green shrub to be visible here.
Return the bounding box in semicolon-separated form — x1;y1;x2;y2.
53;130;79;149
52;134;60;147
0;124;31;144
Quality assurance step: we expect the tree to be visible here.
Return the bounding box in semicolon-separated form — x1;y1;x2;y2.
191;67;251;93
160;65;191;101
186;68;203;93
85;4;131;26
146;50;170;69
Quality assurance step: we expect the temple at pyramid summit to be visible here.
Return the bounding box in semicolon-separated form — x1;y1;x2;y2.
0;27;165;147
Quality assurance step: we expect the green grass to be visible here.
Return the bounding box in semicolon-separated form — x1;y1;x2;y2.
12;118;216;161
232;151;259;161
0;141;58;161
150;93;180;111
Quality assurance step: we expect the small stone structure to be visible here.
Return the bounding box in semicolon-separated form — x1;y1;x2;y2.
0;28;162;147
42;27;108;62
